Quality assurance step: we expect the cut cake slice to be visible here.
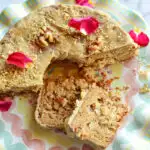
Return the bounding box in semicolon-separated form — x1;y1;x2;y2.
35;60;90;129
35;76;89;129
65;86;128;149
35;60;122;130
0;4;138;94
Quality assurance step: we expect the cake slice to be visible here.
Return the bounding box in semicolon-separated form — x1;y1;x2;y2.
65;86;128;149
35;76;89;129
0;4;138;94
35;60;121;129
35;60;91;129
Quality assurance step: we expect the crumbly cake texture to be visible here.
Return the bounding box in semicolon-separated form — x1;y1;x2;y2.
65;87;128;149
35;76;89;129
35;60;91;129
0;4;138;94
35;60;121;130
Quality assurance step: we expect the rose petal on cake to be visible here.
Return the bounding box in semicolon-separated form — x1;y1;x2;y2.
6;52;33;68
129;30;149;47
75;0;94;8
137;32;149;47
81;2;93;8
129;30;138;43
0;100;12;112
76;0;85;3
68;17;99;35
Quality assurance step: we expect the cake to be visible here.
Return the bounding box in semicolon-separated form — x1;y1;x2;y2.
0;4;138;94
65;86;128;149
0;3;136;149
35;60;91;129
35;60;122;130
35;76;90;129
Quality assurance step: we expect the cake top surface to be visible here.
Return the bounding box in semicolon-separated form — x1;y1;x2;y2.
0;4;137;93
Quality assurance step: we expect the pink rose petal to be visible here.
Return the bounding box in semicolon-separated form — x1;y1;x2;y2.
137;32;149;47
129;30;149;47
75;0;94;8
6;52;33;68
129;30;138;43
0;99;12;112
68;17;99;35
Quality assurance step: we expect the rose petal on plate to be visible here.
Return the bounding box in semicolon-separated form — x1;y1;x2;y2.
137;32;149;47
129;30;138;43
68;17;99;35
129;30;149;47
0;100;12;112
6;52;33;68
75;0;94;8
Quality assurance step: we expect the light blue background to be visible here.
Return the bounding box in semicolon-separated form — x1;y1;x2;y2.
0;0;150;24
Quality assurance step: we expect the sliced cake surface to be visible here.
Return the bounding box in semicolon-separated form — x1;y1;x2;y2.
35;77;89;129
65;86;128;149
0;4;138;94
35;60;121;129
35;61;90;129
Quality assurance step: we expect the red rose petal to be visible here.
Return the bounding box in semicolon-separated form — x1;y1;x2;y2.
129;30;138;43
68;17;99;35
76;0;83;3
6;52;33;68
75;0;94;8
0;100;12;112
129;30;149;47
80;2;93;8
137;32;149;47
